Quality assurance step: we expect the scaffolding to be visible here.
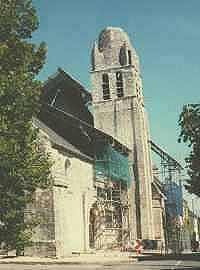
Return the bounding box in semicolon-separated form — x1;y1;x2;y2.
150;140;183;254
95;143;131;185
90;138;131;250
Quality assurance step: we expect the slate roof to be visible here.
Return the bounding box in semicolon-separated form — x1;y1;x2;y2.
33;118;93;163
41;68;93;125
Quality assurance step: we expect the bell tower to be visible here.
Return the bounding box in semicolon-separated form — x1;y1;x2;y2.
91;27;155;240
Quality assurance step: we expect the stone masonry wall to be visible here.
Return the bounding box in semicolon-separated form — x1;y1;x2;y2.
53;155;96;257
25;120;96;257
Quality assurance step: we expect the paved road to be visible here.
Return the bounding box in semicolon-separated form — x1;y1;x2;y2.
0;260;199;270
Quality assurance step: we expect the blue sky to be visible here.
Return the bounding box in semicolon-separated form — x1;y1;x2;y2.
32;0;200;209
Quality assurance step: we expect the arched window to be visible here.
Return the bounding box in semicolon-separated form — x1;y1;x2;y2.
128;50;132;65
119;46;127;66
116;72;124;98
102;73;110;100
65;159;71;177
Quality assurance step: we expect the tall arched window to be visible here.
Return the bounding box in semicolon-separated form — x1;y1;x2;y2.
116;72;124;98
119;46;127;66
102;73;110;100
128;50;132;65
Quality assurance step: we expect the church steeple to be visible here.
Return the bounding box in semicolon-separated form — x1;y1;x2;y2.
91;27;155;241
91;27;144;105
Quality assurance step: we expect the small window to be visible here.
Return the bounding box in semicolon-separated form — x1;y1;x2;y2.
65;159;71;176
102;73;110;100
116;72;124;98
128;50;132;65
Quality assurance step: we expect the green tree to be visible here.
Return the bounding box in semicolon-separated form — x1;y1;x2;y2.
178;104;200;197
0;0;52;252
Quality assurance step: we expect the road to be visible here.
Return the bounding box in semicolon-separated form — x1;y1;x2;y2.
0;259;199;270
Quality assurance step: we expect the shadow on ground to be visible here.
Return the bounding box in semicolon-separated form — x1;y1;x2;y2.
139;263;200;269
162;268;200;270
138;253;200;262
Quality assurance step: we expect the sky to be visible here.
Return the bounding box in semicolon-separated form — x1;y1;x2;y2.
32;0;200;211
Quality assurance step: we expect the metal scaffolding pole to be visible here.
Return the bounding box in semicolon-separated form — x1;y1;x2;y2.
150;140;183;254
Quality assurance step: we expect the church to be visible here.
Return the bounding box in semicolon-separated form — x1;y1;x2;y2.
25;27;165;257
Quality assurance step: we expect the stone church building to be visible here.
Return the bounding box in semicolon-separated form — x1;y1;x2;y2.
25;27;165;257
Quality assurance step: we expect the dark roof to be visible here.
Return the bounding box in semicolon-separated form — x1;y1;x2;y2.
39;103;130;157
44;68;92;103
33;118;93;163
42;68;93;126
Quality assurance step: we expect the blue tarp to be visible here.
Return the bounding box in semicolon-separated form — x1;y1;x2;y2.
164;181;183;216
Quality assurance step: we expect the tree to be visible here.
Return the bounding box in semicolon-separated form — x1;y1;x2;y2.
178;104;200;197
0;0;52;252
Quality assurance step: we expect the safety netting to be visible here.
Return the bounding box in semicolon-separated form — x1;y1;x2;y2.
95;143;131;185
164;182;183;217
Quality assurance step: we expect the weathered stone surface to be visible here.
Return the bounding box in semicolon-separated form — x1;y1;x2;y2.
91;27;156;241
25;119;96;258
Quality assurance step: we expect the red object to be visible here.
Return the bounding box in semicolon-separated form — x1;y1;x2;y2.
135;241;142;255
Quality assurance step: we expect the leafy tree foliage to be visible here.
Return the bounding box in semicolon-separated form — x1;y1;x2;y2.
0;0;52;251
178;104;200;197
